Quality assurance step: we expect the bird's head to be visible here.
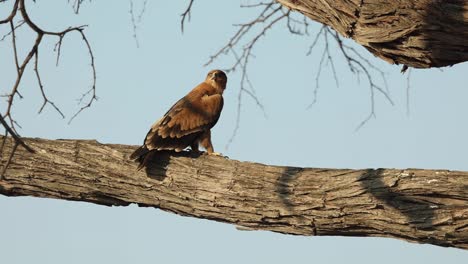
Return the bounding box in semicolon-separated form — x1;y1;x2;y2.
206;69;227;92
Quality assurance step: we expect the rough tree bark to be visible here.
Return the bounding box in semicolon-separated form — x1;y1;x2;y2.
276;0;468;68
0;136;467;249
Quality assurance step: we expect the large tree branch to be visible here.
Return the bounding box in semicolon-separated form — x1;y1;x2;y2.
276;0;468;68
0;136;466;249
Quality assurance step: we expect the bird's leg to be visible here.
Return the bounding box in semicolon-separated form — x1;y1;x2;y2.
190;142;200;153
199;130;222;156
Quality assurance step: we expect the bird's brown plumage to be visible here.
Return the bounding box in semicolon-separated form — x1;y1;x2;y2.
130;70;227;170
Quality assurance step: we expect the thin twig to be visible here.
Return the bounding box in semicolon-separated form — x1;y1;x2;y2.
68;29;97;124
35;51;65;118
305;25;392;129
68;0;85;14
137;0;148;23
206;1;298;146
180;0;194;33
129;0;140;48
307;42;328;109
4;32;43;131
0;20;24;41
406;68;412;116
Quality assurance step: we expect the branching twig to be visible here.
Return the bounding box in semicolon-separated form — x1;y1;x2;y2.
68;0;86;14
129;0;148;48
0;0;96;175
34;51;65;118
0;20;24;41
17;0;97;124
68;29;97;124
306;26;392;130
137;0;147;23
180;0;194;33
333;32;393;130
130;2;139;47
4;31;43;133
201;0;393;137
205;1;292;146
306;26;340;108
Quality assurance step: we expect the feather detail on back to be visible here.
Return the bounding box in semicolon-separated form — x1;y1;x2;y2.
143;82;223;150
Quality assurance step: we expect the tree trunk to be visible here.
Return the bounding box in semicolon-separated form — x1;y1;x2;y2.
0;136;467;249
276;0;468;68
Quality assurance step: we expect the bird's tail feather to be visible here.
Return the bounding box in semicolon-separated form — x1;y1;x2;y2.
130;146;149;160
130;146;151;170
137;151;156;171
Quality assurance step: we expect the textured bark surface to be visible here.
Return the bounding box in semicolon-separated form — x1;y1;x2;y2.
0;136;467;249
276;0;468;68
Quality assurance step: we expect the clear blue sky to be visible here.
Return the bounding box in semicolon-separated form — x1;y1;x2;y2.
1;1;467;263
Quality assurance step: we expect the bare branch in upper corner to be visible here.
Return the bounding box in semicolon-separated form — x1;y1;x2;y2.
0;0;97;172
202;0;393;134
180;0;194;33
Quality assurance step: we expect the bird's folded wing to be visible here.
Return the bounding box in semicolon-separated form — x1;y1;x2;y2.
144;92;223;149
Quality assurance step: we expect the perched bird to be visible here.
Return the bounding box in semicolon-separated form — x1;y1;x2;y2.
130;69;227;170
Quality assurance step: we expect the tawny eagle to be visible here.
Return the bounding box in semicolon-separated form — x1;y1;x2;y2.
130;69;227;169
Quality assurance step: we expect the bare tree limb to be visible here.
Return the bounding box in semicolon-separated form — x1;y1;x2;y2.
0;136;467;249
276;0;468;68
1;0;97;124
202;1;397;139
1;0;97;120
0;0;97;173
